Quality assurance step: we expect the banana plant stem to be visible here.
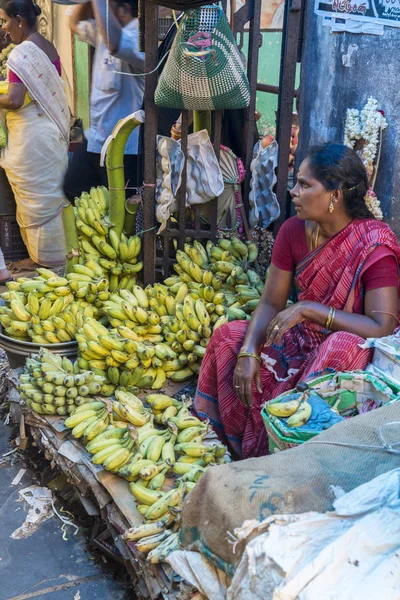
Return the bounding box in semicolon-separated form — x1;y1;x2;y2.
62;203;80;273
106;111;145;238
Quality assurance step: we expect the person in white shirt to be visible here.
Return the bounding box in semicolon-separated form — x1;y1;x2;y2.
64;0;144;202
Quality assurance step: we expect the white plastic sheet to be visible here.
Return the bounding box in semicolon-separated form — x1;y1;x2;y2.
170;469;400;600
228;469;400;600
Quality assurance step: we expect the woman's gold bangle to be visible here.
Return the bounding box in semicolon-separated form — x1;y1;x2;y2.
237;351;261;363
325;306;336;330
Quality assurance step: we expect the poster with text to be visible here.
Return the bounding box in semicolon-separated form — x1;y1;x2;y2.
315;0;400;28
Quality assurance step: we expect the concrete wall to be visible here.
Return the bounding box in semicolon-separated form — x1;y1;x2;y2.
297;2;400;235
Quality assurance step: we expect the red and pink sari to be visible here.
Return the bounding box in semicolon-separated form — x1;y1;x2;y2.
194;219;400;459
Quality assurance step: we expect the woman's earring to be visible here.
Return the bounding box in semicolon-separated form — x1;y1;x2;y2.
329;195;335;213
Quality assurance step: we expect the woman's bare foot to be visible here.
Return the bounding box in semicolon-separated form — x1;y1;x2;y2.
0;267;12;282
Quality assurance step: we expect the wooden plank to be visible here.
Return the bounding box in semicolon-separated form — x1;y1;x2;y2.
143;2;158;286
274;0;303;231
210;111;222;237
178;111;189;251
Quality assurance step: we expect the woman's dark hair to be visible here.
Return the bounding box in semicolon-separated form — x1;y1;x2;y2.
115;0;138;17
0;0;41;27
307;143;374;219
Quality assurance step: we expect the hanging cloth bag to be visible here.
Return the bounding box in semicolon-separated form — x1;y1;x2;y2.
155;5;251;111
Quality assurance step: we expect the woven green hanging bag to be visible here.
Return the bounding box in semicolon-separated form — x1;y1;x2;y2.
155;5;251;111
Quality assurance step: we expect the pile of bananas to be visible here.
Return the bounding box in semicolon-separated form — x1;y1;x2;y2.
75;316;173;390
0;266;105;342
17;349;107;416
74;243;266;386
74;187;143;291
62;389;227;564
119;393;226;563
168;238;265;316
0;43;15;79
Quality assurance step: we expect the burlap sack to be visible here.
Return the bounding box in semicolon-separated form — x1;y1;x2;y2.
180;401;400;576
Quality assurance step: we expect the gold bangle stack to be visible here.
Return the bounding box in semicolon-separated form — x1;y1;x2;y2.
237;351;262;363
325;306;336;330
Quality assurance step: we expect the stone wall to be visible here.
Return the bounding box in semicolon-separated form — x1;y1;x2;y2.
297;3;400;235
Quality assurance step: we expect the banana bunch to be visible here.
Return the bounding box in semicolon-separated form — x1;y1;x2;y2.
116;393;228;563
266;396;313;427
17;348;107;416
75;315;170;391
74;187;143;291
0;43;15;79
85;425;137;471
163;238;265;320
170;238;263;292
0;266;104;342
64;400;115;445
65;260;110;305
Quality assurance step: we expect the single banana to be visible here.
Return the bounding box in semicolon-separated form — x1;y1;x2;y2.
266;399;301;418
286;400;312;427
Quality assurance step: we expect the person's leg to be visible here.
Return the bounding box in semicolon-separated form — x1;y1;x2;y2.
63;139;104;202
0;247;12;281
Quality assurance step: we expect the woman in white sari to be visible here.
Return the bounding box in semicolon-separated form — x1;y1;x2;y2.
0;0;69;268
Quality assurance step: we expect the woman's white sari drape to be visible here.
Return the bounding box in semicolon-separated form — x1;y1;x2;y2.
0;41;69;267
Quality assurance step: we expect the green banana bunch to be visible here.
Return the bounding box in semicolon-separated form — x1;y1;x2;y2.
74;186;143;289
17;349;106;415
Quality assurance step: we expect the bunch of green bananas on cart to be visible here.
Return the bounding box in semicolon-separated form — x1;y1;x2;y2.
74;186;143;291
17;348;107;416
171;238;264;305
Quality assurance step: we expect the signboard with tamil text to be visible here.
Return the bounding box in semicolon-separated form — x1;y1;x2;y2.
315;0;400;28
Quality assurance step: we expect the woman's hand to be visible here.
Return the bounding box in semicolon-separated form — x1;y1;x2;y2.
265;302;308;347
233;356;262;408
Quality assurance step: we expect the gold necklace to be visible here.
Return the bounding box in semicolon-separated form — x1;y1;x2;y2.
314;225;320;249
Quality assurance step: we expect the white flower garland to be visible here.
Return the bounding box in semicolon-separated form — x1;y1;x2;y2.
343;97;387;220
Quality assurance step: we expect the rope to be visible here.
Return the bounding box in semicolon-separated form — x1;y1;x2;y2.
136;225;157;236
307;421;400;455
106;164;124;171
51;498;79;537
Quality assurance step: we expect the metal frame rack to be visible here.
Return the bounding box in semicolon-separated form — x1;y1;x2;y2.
141;0;303;285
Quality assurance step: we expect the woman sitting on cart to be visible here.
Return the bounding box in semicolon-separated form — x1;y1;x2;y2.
194;143;400;459
0;0;69;268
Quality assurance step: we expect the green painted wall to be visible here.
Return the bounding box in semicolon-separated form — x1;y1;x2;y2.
244;31;300;136
73;36;90;130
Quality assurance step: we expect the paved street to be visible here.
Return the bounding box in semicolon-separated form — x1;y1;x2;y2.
0;418;130;600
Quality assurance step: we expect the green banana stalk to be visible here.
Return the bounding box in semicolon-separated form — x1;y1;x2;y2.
62;202;80;273
106;113;144;237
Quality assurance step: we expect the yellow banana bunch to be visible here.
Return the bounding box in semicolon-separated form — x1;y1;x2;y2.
0;263;107;341
74;187;143;289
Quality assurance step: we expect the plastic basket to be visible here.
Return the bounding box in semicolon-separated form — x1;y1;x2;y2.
0;215;27;261
0;168;16;216
262;371;400;453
